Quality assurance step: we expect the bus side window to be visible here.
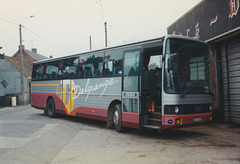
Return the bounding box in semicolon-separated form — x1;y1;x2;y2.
80;53;103;78
113;66;121;76
84;67;92;77
80;57;92;78
59;57;78;79
43;63;48;80
45;61;59;80
104;68;112;76
78;61;84;78
93;63;100;77
103;50;123;77
103;55;113;77
32;64;44;81
32;65;37;80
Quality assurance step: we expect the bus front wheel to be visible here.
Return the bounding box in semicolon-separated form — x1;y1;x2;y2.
46;98;56;118
113;104;124;132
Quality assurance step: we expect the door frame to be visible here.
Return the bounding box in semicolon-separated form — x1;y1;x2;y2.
121;49;142;128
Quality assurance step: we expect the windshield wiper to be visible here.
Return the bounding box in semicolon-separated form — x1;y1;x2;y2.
180;86;213;98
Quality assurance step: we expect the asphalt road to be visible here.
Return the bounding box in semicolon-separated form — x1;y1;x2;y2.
0;106;240;164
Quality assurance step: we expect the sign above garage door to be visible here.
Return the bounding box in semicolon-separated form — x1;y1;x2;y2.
167;0;240;42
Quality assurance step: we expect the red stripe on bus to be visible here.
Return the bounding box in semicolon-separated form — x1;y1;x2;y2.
122;113;139;129
122;113;139;116
75;106;108;111
70;106;107;115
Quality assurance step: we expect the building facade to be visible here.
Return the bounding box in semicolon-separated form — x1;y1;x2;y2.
0;46;47;106
167;0;240;123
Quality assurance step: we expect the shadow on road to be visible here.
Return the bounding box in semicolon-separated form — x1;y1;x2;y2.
35;112;210;141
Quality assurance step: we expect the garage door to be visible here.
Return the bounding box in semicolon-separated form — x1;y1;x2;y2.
220;37;240;123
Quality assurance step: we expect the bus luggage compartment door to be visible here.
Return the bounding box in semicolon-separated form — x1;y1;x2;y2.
122;91;140;129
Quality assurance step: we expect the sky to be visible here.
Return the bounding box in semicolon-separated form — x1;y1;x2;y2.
0;0;202;58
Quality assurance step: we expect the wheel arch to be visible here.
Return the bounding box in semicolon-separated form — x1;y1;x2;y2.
46;96;54;107
45;95;56;113
46;95;57;118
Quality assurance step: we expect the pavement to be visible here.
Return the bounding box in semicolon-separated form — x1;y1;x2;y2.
0;104;30;112
0;105;239;164
1;104;239;135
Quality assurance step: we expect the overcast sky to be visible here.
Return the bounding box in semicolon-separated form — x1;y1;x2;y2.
0;0;201;58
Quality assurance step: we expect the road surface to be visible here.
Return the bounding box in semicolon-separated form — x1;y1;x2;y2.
0;105;239;164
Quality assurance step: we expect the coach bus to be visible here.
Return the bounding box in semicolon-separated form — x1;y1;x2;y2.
31;35;213;132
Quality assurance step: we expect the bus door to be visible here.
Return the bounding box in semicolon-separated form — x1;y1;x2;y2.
122;49;140;129
141;48;163;129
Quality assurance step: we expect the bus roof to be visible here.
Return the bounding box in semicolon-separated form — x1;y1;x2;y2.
33;35;206;64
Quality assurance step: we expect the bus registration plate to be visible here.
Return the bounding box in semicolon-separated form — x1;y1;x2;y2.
193;117;202;122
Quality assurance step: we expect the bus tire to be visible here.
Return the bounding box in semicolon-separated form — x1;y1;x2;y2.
46;98;56;118
113;104;124;132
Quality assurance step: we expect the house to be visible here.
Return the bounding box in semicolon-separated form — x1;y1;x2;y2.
0;45;48;106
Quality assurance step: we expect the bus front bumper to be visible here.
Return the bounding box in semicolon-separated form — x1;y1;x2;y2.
162;113;212;130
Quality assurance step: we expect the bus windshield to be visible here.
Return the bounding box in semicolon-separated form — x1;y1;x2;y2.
164;38;211;94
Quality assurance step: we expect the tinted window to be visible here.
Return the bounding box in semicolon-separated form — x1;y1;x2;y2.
32;64;44;81
123;50;140;91
59;57;79;79
148;55;162;70
103;50;123;77
190;56;205;80
164;38;210;94
80;53;104;78
44;61;59;80
32;50;123;80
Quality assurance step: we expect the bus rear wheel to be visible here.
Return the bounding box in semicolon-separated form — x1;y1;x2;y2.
113;104;124;132
46;98;56;118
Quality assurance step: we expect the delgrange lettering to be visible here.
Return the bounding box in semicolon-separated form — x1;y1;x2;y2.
73;78;118;101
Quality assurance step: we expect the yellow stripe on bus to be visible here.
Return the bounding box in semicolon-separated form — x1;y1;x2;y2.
31;84;59;86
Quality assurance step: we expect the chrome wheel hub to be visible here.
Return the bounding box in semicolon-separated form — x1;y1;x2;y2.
113;110;119;127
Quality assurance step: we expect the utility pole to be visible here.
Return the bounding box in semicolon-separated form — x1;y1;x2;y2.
89;35;92;51
104;22;107;47
18;16;34;105
19;24;25;105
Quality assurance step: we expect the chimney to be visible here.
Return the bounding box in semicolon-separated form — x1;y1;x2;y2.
31;48;37;53
18;45;25;51
49;55;53;58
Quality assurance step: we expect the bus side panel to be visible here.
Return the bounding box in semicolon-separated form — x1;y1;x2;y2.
31;93;47;109
71;107;108;121
31;77;122;121
31;81;63;111
67;77;122;120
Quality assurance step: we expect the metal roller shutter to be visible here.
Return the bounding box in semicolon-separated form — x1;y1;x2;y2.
221;37;240;123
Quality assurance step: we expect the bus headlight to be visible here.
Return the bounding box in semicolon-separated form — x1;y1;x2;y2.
174;106;180;114
164;105;181;114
